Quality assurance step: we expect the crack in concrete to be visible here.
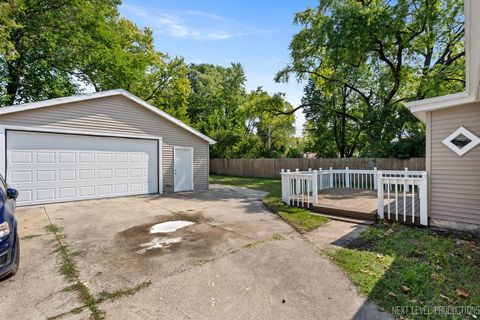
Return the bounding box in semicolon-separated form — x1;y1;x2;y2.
43;206;152;320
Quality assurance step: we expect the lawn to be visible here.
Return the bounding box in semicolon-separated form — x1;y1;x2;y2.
329;222;480;319
210;174;329;233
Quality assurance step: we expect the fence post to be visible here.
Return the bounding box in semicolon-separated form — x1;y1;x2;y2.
312;170;318;206
329;167;334;188
345;167;350;188
373;167;378;190
319;168;323;190
295;168;300;195
377;171;384;219
420;172;428;226
404;167;411;192
280;169;285;203
308;168;312;193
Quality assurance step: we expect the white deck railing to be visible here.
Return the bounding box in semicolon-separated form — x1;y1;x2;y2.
280;167;428;226
377;172;428;225
281;170;318;207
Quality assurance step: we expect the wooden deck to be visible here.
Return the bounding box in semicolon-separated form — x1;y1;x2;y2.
290;188;422;224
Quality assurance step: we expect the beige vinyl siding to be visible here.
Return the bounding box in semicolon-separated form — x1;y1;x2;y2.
0;95;210;193
429;102;480;225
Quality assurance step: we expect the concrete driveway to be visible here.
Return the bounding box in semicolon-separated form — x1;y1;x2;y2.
1;185;391;320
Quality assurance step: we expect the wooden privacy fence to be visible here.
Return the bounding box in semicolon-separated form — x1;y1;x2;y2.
210;158;426;179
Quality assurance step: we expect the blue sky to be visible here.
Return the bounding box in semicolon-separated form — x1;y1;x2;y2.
119;0;318;136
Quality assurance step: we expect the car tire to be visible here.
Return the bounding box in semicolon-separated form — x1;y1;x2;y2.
9;233;19;277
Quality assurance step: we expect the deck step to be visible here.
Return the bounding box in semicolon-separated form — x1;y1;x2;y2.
309;212;375;225
311;205;377;221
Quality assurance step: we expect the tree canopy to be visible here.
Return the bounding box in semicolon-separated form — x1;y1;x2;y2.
186;63;296;158
277;0;464;158
0;0;297;158
1;0;464;159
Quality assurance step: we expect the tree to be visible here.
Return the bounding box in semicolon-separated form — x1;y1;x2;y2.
241;89;296;158
0;1;299;159
132;55;192;124
186;64;296;158
2;0;110;105
186;63;246;158
301;79;363;158
276;0;464;158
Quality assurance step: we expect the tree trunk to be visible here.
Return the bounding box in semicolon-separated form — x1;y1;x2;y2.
6;61;20;106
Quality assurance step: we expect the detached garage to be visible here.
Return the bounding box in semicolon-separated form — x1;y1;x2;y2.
0;89;215;206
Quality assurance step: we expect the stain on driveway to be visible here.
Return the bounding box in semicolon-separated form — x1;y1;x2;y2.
116;212;228;258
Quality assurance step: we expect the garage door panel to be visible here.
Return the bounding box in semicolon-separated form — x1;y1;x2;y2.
36;188;55;201
59;170;76;181
11;151;32;164
59;187;76;199
79;186;95;197
7;131;158;205
11;171;33;183
59;152;76;163
18;189;33;202
79;153;95;163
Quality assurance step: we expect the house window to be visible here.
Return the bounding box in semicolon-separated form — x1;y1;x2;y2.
450;134;472;148
442;126;480;156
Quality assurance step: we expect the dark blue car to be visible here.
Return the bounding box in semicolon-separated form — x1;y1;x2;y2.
0;175;19;280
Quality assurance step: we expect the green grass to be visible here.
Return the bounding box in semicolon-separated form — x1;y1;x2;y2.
45;224;104;320
46;224;153;320
96;281;152;303
328;222;480;319
210;174;329;233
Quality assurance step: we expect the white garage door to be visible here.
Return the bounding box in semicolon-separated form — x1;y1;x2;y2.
6;131;159;205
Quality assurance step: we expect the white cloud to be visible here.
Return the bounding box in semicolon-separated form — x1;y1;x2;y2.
121;4;149;18
186;10;227;21
121;3;273;41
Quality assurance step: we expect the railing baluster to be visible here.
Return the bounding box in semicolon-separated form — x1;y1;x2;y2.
403;178;407;222
387;179;391;219
312;170;318;206
411;181;415;223
300;176;303;207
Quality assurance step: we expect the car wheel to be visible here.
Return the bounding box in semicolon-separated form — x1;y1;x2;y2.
9;233;19;276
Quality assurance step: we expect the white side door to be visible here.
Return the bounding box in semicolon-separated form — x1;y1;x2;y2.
174;147;193;192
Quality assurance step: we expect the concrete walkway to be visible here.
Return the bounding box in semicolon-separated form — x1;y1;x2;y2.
305;219;370;250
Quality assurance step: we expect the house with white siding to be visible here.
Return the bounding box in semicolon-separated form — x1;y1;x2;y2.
405;0;480;232
0;89;215;206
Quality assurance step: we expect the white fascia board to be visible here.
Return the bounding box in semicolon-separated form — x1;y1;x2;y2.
0;89;216;145
405;92;475;123
0;90;120;115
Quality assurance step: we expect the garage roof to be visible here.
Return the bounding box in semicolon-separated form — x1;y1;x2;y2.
0;89;216;144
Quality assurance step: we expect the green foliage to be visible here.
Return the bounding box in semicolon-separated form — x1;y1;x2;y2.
302;79;364;157
187;64;297;158
0;1;299;158
278;0;464;158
